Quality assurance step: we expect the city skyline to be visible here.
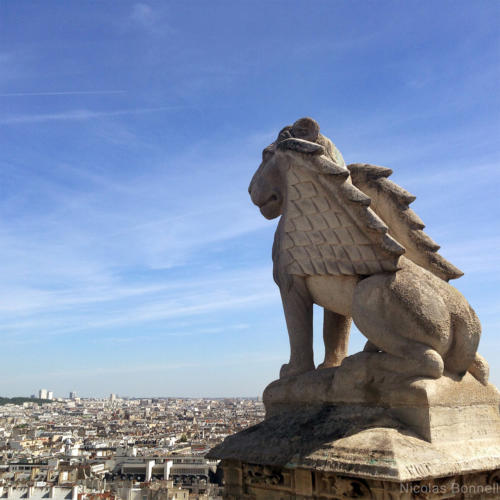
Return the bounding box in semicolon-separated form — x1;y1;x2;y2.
0;394;258;498
1;1;499;396
14;392;262;400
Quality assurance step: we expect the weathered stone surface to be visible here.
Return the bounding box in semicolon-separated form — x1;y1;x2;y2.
209;398;500;483
264;356;499;417
209;356;500;493
220;460;500;499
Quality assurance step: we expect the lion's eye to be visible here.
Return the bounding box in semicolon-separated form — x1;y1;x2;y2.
262;149;273;162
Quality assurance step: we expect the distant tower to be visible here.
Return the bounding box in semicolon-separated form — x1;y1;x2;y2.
110;393;117;402
39;389;48;400
47;391;54;400
145;460;155;482
64;438;79;457
69;391;77;400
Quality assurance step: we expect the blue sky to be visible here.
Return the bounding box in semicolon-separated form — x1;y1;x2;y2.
0;1;498;397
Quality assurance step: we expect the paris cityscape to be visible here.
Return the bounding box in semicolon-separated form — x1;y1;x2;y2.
0;391;265;499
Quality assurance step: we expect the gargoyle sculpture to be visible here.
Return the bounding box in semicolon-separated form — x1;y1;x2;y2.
249;117;488;384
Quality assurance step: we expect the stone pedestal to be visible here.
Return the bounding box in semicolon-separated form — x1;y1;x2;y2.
208;353;500;499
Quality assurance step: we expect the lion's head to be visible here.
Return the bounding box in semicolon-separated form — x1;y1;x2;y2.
248;117;346;220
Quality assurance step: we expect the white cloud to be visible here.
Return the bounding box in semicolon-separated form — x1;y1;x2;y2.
127;3;170;36
131;3;155;27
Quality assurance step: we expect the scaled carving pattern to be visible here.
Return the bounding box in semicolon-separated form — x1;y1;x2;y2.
280;165;399;277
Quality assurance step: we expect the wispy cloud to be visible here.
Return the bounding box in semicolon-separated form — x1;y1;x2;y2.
0;269;277;341
131;3;155;28
127;2;170;36
0;126;276;355
0;90;127;97
0;50;29;85
0;106;184;125
443;237;500;274
17;352;283;377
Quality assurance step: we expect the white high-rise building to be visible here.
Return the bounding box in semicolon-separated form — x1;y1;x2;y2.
110;393;117;402
69;391;77;400
39;389;48;400
47;391;54;400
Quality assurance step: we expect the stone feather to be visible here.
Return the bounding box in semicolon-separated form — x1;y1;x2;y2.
347;163;463;281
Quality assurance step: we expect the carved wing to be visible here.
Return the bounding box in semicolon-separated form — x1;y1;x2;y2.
347;163;463;281
280;165;406;278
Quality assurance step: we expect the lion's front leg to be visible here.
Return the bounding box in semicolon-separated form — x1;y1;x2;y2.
318;310;351;369
279;276;314;379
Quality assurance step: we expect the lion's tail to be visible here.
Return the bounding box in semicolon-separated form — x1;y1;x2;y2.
468;353;489;386
444;307;488;385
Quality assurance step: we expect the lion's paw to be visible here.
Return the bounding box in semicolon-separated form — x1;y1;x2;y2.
279;363;293;379
279;362;313;379
317;361;340;370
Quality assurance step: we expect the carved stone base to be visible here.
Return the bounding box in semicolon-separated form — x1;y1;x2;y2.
208;359;500;498
208;403;500;482
263;355;500;444
221;460;500;499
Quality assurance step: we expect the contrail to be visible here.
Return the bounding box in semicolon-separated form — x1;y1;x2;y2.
0;90;127;97
0;106;185;125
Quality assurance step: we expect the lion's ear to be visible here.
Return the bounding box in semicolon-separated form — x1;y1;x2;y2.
277;138;325;155
291;117;320;142
277;126;293;143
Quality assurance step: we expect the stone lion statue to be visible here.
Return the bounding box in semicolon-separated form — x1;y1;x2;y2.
249;117;488;384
